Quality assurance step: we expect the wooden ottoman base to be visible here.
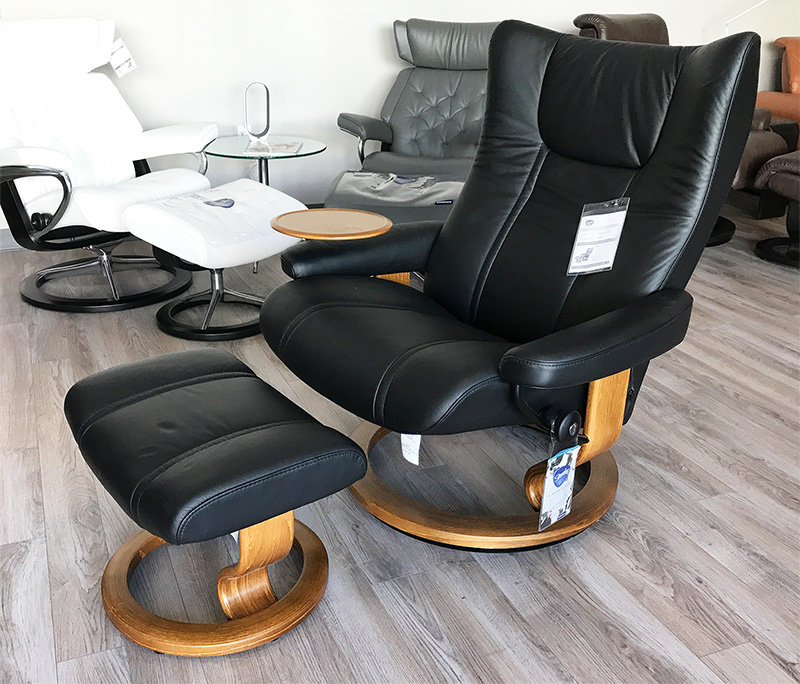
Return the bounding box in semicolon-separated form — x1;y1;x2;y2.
101;515;328;656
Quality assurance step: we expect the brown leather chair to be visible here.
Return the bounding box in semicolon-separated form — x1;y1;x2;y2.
754;150;799;267
709;107;790;244
573;13;668;44
756;37;800;148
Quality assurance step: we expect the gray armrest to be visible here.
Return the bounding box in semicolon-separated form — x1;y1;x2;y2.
499;290;693;388
281;221;443;279
337;113;393;144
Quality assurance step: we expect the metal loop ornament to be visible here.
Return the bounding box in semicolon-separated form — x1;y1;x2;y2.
243;82;270;141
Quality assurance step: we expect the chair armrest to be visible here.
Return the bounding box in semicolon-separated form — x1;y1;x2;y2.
0;149;73;240
0;146;74;175
131;122;219;160
281;220;443;279
499;289;693;389
337;113;393;144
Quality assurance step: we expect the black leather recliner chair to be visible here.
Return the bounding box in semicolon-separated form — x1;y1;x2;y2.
261;21;759;549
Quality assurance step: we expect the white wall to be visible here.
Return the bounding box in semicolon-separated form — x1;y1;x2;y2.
703;0;800;90
0;0;796;209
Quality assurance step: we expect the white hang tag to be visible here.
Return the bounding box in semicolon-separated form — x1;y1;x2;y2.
401;434;421;465
110;38;137;78
567;197;629;275
538;445;580;532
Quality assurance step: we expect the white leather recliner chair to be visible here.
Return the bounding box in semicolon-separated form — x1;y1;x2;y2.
0;17;218;312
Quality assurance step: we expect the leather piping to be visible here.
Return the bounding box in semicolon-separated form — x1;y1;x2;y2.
174;449;364;543
425;375;507;432
662;36;757;286
131;419;309;521
499;304;690;387
75;371;255;442
467;35;560;324
277;300;457;355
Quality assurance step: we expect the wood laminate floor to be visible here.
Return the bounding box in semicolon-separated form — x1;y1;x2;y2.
0;200;798;684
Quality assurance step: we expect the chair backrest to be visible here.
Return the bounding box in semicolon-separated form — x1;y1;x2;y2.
380;19;497;159
573;13;669;44
0;18;142;189
423;21;758;344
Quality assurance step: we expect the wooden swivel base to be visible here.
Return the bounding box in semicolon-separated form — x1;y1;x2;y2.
101;513;328;656
348;424;618;550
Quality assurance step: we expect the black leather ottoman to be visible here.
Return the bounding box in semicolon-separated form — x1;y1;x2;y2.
64;349;366;656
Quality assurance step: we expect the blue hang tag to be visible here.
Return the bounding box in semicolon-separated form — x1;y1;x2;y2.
538;445;580;532
203;198;235;208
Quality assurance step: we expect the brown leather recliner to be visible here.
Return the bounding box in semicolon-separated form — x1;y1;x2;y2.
573;13;668;44
753;150;800;267
756;37;800;148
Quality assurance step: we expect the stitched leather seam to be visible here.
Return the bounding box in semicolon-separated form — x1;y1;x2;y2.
426;376;504;432
174;449;362;543
500;307;687;375
466;35;561;324
372;339;464;423
468;144;547;325
131;419;309;520
278;301;455;355
662;37;757;286
76;371;255;442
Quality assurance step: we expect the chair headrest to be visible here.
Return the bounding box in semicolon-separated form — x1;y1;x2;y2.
393;18;497;70
0;18;116;77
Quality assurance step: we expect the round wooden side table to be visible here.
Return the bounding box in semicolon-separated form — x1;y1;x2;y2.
271;208;409;284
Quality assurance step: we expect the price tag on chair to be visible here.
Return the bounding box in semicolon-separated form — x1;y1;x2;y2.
401;434;421;465
538;444;580;532
567;197;629;275
110;38;137;78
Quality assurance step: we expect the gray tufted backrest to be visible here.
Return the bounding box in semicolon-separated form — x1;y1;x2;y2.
380;19;497;159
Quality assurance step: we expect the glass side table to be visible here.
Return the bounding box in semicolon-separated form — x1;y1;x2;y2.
204;134;326;185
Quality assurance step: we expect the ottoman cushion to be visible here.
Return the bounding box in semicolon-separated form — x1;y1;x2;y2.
123;178;305;269
325;170;464;224
64;349;366;544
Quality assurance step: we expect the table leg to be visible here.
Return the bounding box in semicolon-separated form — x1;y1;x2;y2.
258;158;269;185
254;158;269;273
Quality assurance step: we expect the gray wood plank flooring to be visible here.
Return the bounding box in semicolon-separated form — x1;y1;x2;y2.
0;200;797;683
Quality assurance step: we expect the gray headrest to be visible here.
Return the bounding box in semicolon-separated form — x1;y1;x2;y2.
394;18;497;70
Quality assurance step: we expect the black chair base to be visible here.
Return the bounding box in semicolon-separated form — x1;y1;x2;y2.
156;289;262;341
706;216;735;247
754;238;799;267
19;255;192;313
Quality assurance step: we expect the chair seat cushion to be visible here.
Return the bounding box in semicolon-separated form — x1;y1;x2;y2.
31;168;210;233
261;275;539;435
63;349;367;544
123;179;304;269
361;152;474;179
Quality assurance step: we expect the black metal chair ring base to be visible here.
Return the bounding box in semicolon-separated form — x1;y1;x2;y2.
754;237;800;267
156;289;262;341
19;256;192;313
706;216;736;247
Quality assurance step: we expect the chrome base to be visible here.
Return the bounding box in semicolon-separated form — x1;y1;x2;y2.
19;243;192;313
155;269;263;341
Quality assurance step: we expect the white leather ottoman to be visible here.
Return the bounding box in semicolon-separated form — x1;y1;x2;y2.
124;179;304;340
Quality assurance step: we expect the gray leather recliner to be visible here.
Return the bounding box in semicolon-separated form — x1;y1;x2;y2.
325;19;497;223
